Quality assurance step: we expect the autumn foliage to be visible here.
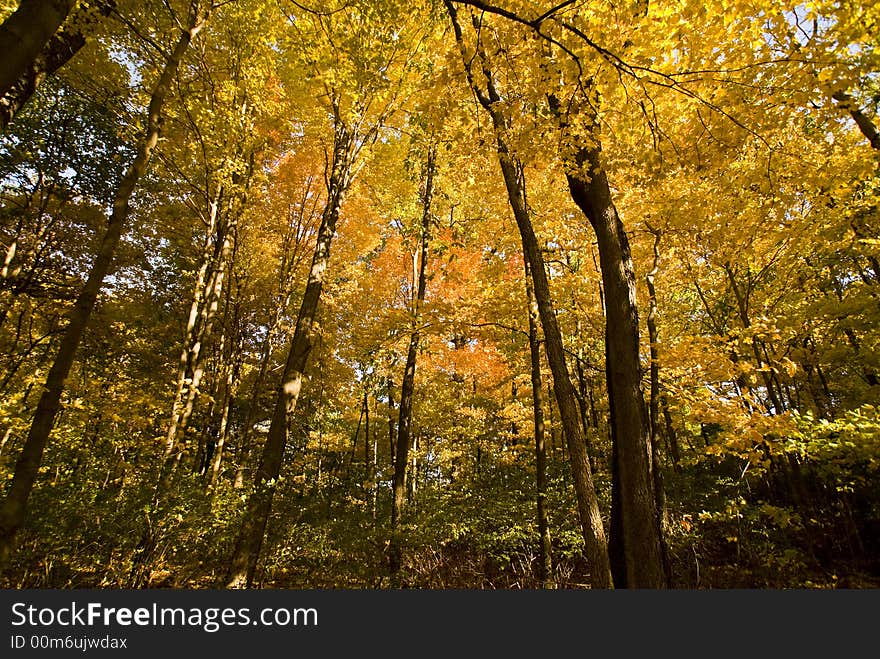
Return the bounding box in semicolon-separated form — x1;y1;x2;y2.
0;0;878;588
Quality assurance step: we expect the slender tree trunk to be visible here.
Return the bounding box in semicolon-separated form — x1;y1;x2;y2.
572;329;595;471
209;298;241;487
801;337;833;419
546;380;559;455
387;374;396;472
525;260;553;588
514;161;612;588
164;191;223;460
233;355;269;490
446;2;612;588
644;225;672;583
345;398;365;481
550;91;665;588
208;368;233;484
645;228;661;445
233;303;284;490
0;427;11;458
661;395;680;471
410;432;419;502
371;396;378;520
363;389;374;512
224;115;353;589
164;198;240;480
0;10;207;567
389;145;436;581
0;0;77;102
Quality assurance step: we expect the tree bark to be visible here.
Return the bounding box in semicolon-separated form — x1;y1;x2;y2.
645;228;661;447
208;279;243;487
389;145;436;581
446;1;612;588
0;0;77;103
552;93;666;588
0;1;116;131
572;325;596;471
833;91;880;152
162;188;234;481
525;259;553;588
644;225;672;583
0;7;208;566
224;114;354;588
232;198;314;488
387;374;396;471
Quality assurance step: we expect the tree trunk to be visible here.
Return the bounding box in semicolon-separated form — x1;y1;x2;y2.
387;374;396;471
389;145;436;581
0;1;116;131
546;380;559;455
371;396;378;520
552;92;665;588
233;181;316;489
833;91;880;152
645;228;661;446
0;9;207;567
224;115;354;589
644;225;672;583
162;188;233;479
0;0;77;102
572;333;595;471
446;1;612;588
525;260;553;588
513;160;612;589
209;289;242;487
661;395;680;471
363;389;376;517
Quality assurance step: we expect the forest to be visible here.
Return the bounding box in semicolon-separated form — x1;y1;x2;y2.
0;0;877;590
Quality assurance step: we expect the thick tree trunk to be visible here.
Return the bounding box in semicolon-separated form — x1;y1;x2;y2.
224;117;353;589
833;91;880;152
389;146;435;581
0;10;207;566
446;1;612;588
525;260;553;588
0;1;116;131
555;97;666;588
0;0;77;102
